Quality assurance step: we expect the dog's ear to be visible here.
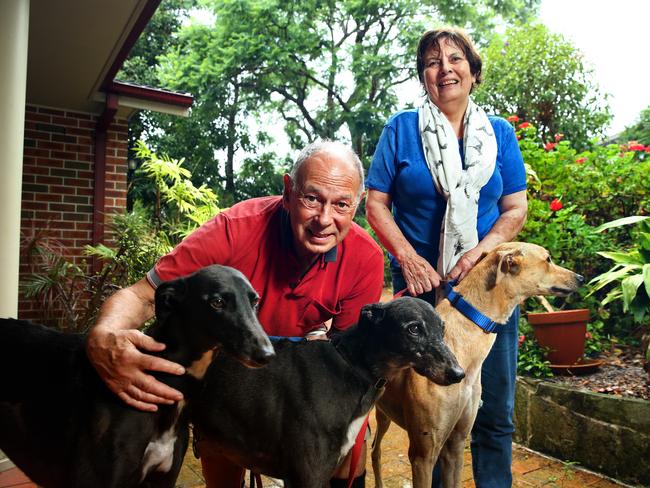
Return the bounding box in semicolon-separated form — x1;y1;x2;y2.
360;303;386;326
155;278;187;323
494;250;523;285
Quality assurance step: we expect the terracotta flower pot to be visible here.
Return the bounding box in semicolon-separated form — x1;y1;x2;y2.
527;309;590;365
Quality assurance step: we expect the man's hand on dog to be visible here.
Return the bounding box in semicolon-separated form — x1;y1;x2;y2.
86;326;185;412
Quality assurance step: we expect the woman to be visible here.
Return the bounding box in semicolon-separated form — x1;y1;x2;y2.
366;27;527;487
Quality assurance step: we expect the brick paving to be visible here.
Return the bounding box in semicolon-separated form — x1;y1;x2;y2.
0;427;628;488
176;409;629;488
0;409;632;488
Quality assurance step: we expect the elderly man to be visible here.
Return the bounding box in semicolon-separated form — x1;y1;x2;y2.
86;140;385;487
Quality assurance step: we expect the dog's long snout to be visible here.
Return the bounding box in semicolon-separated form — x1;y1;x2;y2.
447;365;465;384
244;334;276;368
252;341;276;365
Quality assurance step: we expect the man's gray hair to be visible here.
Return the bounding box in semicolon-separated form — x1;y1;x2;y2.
289;139;365;198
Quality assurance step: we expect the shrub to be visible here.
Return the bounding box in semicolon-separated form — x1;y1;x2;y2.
21;143;219;331
513;120;649;373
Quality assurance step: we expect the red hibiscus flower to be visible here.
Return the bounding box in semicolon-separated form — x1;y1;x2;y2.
554;133;564;142
518;122;531;129
518;334;525;346
544;142;557;151
646;145;650;153
550;199;563;212
629;143;645;151
575;157;586;164
507;115;520;123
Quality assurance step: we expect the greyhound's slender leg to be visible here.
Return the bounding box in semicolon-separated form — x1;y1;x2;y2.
438;428;468;488
371;408;392;488
408;430;439;488
439;393;481;488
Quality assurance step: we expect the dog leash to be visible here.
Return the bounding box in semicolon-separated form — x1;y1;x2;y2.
444;280;504;333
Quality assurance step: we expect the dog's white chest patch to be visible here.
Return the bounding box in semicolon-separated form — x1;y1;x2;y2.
141;401;185;481
339;415;366;462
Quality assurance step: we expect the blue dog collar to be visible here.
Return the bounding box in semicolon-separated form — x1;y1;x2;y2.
444;280;503;334
268;336;307;343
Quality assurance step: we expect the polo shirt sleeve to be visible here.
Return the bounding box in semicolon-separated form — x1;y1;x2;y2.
147;212;235;287
366;124;397;194
497;120;527;196
331;247;385;331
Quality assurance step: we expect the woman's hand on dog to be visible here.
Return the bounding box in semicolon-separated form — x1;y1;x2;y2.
448;246;485;283
86;326;186;411
400;251;442;296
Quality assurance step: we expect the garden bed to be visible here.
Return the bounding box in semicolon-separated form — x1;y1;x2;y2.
546;343;650;400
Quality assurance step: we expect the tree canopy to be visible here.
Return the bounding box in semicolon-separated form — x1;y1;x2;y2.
620;106;650;145
474;23;611;148
123;0;546;202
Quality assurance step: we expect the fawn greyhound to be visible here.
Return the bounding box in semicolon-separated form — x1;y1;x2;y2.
0;265;275;488
371;242;584;488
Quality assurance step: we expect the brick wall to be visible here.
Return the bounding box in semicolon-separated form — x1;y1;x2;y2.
19;105;129;323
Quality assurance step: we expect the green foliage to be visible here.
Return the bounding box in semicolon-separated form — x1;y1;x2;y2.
20;207;172;332
21;143;214;331
513;118;650;372
619;105;650;145
132;140;220;240
234;152;289;202
86;205;173;285
516;121;650;313
588;217;650;323
475;23;611;149
21;229;87;331
517;317;553;377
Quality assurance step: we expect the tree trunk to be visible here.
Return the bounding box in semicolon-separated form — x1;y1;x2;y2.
225;81;240;198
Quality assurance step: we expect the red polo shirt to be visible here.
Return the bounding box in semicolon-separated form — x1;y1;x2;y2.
147;196;384;337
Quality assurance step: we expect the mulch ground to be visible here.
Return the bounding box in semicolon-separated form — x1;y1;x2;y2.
545;343;650;400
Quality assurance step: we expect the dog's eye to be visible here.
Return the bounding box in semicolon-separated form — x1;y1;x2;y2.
407;324;419;336
210;298;225;310
546;256;552;263
251;297;260;308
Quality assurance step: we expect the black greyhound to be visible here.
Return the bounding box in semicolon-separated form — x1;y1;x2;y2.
193;296;465;488
0;265;275;488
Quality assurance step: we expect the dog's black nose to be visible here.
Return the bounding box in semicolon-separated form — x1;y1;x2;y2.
254;344;276;365
448;366;465;384
575;273;585;284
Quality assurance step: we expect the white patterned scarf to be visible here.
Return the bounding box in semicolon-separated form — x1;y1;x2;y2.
418;97;497;277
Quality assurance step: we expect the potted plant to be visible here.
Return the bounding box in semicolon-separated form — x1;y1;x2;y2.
527;296;592;368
